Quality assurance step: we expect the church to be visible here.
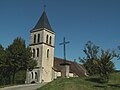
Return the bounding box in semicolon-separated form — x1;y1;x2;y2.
25;10;87;84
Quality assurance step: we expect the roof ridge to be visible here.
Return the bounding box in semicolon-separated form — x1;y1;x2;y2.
54;57;73;62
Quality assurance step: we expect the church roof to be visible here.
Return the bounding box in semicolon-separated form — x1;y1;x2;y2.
32;11;53;32
53;57;87;76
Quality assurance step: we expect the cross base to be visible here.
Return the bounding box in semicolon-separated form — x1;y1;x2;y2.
60;62;70;78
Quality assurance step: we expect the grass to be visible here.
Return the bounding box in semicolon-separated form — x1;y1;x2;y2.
37;72;120;90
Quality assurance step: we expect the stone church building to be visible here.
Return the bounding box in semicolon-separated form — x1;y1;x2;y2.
25;11;87;83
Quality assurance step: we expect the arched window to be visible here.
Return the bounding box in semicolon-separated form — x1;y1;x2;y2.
34;34;36;43
46;35;49;43
31;72;33;79
37;48;39;57
33;49;35;58
47;49;49;59
49;36;52;45
38;34;40;43
35;72;37;79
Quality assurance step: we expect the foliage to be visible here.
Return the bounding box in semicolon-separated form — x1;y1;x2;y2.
93;49;114;83
112;46;120;59
80;41;100;75
5;37;36;83
0;44;10;85
37;72;120;90
15;70;26;84
80;41;115;83
83;41;99;59
0;37;37;85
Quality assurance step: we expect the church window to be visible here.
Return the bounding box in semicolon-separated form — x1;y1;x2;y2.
49;36;52;45
37;48;39;57
38;34;40;43
47;49;49;59
31;72;33;79
34;34;36;43
35;72;37;79
33;49;35;58
46;35;49;43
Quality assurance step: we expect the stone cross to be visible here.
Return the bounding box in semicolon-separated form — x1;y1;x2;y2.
59;37;70;60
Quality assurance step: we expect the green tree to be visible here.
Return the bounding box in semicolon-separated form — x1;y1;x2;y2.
0;44;5;71
113;46;120;59
0;44;5;84
0;44;10;85
93;49;114;83
6;37;36;84
80;41;115;83
80;41;100;75
15;70;26;84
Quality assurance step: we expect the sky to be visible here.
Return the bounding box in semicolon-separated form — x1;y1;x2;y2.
0;0;120;69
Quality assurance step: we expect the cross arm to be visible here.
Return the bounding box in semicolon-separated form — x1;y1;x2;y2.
59;41;70;45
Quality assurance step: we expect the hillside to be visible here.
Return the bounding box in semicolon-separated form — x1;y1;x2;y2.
37;72;120;90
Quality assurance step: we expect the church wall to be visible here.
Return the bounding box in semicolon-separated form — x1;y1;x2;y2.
69;73;74;77
39;29;55;82
30;30;43;45
51;69;57;80
42;29;55;47
41;44;54;82
30;45;42;67
26;11;56;83
29;29;55;83
57;72;61;77
30;29;55;46
26;68;40;83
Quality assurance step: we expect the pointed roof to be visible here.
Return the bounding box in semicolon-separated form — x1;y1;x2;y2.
32;11;53;32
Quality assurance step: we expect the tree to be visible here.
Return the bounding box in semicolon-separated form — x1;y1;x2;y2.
83;41;99;59
80;41;100;75
93;49;114;83
0;44;5;84
0;44;10;85
113;46;120;59
80;41;115;83
0;44;5;70
6;37;36;84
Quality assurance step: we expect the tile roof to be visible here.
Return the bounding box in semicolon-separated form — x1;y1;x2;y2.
53;57;87;76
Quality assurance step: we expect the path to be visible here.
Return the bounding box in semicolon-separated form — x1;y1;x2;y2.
0;83;46;90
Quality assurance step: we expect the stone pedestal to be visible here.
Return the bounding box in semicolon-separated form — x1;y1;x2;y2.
60;62;70;78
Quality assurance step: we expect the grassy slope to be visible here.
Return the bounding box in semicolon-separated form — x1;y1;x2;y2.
37;72;120;90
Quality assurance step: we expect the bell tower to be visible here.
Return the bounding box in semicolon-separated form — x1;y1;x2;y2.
26;11;55;83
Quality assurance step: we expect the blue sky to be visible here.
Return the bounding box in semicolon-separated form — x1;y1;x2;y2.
0;0;120;70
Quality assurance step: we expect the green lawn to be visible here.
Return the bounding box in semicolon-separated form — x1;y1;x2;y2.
37;72;120;90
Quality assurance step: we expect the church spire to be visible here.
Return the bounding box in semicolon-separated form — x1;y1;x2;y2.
32;11;53;32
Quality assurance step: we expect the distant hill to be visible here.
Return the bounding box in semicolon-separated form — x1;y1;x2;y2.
37;72;120;90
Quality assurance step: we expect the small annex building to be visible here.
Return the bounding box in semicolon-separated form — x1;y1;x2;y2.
52;57;87;79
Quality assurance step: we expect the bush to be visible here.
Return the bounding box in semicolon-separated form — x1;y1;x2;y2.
15;70;26;84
